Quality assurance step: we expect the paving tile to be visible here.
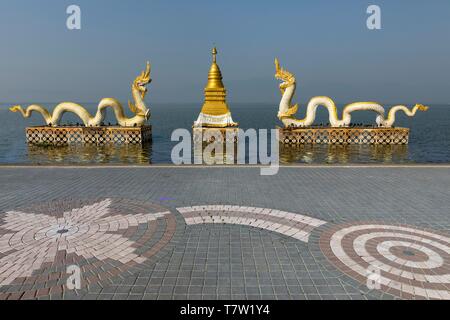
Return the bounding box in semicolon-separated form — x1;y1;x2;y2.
0;167;449;301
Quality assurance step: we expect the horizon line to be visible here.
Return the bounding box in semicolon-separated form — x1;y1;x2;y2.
1;101;449;107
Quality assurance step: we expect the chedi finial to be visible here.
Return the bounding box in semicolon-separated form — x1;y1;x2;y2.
212;47;217;63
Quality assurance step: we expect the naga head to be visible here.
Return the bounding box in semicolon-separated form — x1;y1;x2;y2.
274;58;296;94
415;104;429;112
133;61;152;98
129;62;152;119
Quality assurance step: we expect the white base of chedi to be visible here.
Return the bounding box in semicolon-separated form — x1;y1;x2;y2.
193;112;238;128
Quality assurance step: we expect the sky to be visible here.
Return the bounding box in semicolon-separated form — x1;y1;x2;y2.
0;0;449;105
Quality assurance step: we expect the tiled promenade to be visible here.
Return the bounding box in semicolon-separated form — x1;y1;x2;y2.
0;165;449;300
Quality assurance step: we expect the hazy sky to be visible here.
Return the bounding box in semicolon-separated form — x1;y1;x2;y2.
0;0;449;104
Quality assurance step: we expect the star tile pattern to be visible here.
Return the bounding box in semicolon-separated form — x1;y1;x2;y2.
0;198;176;299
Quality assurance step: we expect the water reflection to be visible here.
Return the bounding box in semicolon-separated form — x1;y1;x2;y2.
25;141;410;165
189;138;410;165
27;142;152;164
280;144;410;164
192;142;239;165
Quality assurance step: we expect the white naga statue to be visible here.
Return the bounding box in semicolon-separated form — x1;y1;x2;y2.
274;59;428;128
10;62;152;127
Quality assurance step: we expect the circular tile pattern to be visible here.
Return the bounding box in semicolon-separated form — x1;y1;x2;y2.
0;198;177;299
319;223;450;300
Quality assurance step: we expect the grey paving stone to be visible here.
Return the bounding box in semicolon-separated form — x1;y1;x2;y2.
1;166;449;301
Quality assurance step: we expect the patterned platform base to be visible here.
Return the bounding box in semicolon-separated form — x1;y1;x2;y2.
193;127;240;143
279;127;409;145
25;125;152;145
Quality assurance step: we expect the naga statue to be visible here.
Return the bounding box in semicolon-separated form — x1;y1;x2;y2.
274;59;428;128
10;62;152;127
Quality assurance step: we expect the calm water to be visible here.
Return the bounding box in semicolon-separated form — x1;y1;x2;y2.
0;103;449;164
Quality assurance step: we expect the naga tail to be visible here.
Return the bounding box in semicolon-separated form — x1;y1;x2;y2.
415;104;429;112
9;105;23;114
9;104;52;125
389;104;429;118
9;105;31;118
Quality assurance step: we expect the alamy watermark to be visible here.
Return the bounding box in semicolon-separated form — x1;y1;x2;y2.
171;129;279;176
66;5;81;30
367;5;382;30
366;266;381;290
65;4;380;31
66;265;82;290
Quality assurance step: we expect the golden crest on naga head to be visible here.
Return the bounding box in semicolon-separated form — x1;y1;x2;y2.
134;62;152;94
274;58;295;82
129;62;152;115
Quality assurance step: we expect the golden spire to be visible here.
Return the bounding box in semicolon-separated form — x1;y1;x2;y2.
205;47;225;90
200;47;230;116
193;47;237;127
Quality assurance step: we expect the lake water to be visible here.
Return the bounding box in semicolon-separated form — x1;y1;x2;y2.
0;103;449;164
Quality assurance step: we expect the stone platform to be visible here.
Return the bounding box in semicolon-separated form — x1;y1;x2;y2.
25;125;152;145
279;127;409;145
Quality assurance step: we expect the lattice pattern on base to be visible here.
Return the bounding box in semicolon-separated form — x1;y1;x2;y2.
279;127;409;145
193;128;240;143
26;126;152;145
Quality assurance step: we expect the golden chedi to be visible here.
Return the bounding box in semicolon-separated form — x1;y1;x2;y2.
193;47;238;128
